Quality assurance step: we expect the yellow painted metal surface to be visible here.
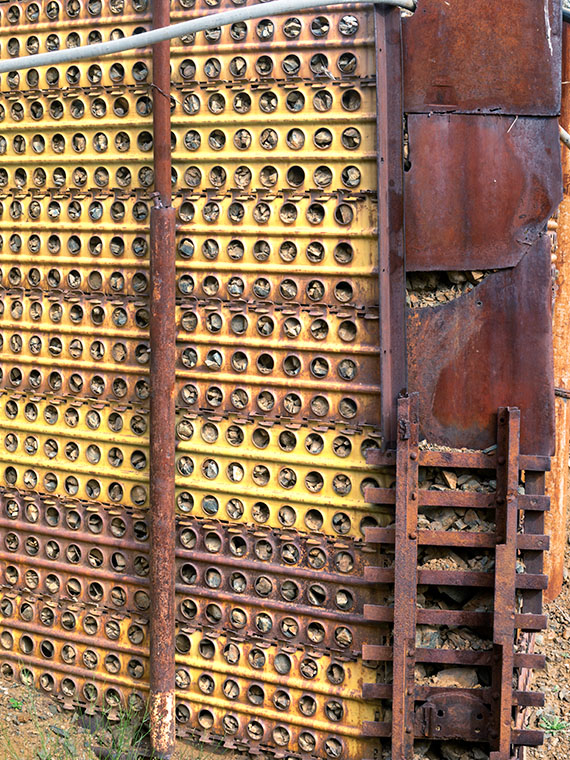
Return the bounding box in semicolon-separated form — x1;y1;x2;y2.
0;0;386;757
0;85;375;192
0;4;375;89
0;589;383;757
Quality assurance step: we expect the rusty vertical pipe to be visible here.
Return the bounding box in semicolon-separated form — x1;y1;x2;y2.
545;18;570;601
149;0;176;756
152;0;172;206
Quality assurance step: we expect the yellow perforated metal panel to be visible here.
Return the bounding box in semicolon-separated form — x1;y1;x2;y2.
0;1;387;758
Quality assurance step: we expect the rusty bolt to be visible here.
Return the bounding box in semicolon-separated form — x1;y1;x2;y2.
410;451;417;460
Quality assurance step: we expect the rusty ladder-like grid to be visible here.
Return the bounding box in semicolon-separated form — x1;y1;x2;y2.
361;393;549;759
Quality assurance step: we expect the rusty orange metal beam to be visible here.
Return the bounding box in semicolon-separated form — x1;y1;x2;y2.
149;0;176;755
545;17;570;601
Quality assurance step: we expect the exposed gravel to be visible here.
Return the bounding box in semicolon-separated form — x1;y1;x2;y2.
527;506;570;758
0;676;228;760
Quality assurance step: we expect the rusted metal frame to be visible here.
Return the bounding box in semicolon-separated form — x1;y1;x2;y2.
366;566;547;590
364;602;546;629
390;393;419;758
367;685;508;702
366;448;551;472
490;408;520;760
360;645;544;668
363;408;546;752
374;5;407;447
365;487;548;511
364;526;548;550
514;633;541;756
149;0;176;755
515;470;548;755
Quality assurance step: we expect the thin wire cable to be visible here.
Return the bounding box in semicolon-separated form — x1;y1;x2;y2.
0;0;415;74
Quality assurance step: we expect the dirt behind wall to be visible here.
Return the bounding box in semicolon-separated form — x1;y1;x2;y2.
527;501;570;758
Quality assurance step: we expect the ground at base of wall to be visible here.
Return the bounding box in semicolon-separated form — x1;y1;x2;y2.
528;492;570;759
2;508;570;760
0;678;233;760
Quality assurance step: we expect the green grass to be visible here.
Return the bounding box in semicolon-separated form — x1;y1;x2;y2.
0;673;231;760
539;713;570;734
0;680;88;760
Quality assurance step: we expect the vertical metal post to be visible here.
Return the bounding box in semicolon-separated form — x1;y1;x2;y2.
149;0;176;756
545;16;570;600
391;392;419;759
374;6;407;448
490;407;520;760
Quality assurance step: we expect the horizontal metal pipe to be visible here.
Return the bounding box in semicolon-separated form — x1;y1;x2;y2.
0;0;415;74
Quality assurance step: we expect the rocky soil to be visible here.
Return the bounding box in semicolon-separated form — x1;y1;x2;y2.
0;677;228;759
406;271;494;308
527;511;570;759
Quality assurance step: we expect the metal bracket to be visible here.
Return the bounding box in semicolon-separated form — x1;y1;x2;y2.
414;692;492;741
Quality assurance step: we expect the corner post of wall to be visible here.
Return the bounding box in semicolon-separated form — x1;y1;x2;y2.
391;392;419;759
149;0;176;756
490;407;521;760
374;3;407;449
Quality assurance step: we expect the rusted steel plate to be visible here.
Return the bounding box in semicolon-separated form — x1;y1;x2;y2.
407;237;555;455
402;0;562;115
544;15;570;602
405;114;562;271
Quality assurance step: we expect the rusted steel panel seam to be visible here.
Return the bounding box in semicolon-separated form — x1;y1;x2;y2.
374;5;407;448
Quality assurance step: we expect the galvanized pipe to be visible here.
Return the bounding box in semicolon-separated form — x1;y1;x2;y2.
149;0;176;755
0;0;415;74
